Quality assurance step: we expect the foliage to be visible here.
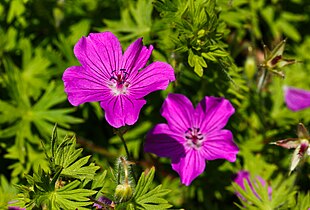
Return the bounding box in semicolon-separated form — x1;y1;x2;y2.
154;0;234;77
16;125;100;209
116;167;172;210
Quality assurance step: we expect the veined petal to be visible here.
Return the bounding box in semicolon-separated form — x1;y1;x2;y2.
129;61;175;98
171;149;206;186
74;32;122;81
100;95;146;128
63;66;110;106
200;130;238;162
122;38;153;77
284;86;310;111
196;96;235;133
144;123;185;158
161;94;195;133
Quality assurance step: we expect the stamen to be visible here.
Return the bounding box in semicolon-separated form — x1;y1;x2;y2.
184;127;205;150
109;69;130;95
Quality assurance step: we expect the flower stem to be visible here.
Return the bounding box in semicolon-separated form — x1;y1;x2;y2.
115;128;137;183
119;133;131;160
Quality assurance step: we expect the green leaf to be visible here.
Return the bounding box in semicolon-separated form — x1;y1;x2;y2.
1;58;82;176
293;192;310;210
92;170;108;190
54;135;100;180
188;49;207;77
102;0;153;44
16;127;101;210
0;175;18;209
130;167;172;209
7;0;25;23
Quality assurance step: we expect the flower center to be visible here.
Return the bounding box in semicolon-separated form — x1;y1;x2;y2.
109;69;130;95
185;127;204;149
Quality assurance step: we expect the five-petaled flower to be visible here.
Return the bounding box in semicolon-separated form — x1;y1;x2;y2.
284;86;310;111
62;32;175;128
144;93;239;185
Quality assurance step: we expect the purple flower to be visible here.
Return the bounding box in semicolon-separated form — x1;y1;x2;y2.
233;170;272;200
93;196;112;209
284;86;310;111
62;32;175;128
8;207;25;210
144;93;239;186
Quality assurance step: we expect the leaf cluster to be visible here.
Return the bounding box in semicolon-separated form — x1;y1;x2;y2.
117;167;172;210
154;0;233;77
232;173;309;210
16;125;102;210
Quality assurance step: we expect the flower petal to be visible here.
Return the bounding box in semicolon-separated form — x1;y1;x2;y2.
74;32;122;81
161;94;195;133
290;145;302;173
233;170;251;190
100;95;146;128
122;38;153;77
284;86;310;111
63;66;110;106
144;123;185;159
200;129;238;162
171;149;206;186
196;96;235;133
129;61;175;98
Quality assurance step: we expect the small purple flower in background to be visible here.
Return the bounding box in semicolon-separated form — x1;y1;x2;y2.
63;32;175;128
233;170;272;200
284;86;310;111
144;93;239;186
93;196;113;209
7;201;25;210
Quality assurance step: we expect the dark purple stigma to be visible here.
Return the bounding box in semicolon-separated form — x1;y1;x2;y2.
110;68;129;86
185;127;204;149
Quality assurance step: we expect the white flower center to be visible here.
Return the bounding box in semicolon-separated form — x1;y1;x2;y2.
109;69;130;96
185;127;205;150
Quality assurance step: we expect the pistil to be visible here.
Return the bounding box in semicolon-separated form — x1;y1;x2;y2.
185;127;204;149
109;69;130;95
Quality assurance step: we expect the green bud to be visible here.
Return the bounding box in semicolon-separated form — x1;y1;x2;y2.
114;183;133;203
114;157;135;203
197;29;206;38
244;56;256;80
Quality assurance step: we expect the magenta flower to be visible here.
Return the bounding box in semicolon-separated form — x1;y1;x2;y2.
284;86;310;111
8;207;26;210
62;32;175;128
233;170;272;200
144;93;239;186
93;196;112;209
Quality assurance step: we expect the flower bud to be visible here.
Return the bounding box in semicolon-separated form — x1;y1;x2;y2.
114;157;134;203
114;183;133;203
244;56;256;80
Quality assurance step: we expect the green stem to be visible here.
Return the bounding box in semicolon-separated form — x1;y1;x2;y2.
119;133;131;161
116;130;137;183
